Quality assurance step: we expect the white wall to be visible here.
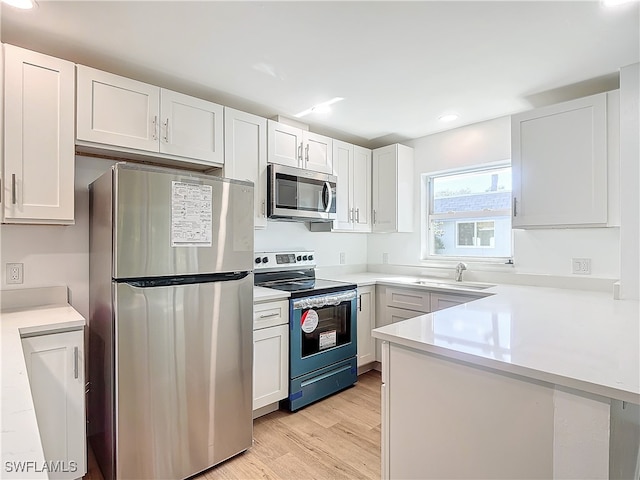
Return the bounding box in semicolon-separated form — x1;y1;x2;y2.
367;115;621;280
255;222;367;268
0;156;115;319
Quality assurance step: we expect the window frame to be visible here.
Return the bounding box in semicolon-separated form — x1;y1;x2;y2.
421;163;513;263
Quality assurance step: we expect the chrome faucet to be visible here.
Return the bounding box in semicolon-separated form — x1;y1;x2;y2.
455;262;467;282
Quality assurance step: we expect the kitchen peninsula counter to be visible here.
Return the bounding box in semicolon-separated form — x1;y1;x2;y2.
369;283;639;479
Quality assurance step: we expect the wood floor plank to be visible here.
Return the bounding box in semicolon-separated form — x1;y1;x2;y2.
85;371;382;480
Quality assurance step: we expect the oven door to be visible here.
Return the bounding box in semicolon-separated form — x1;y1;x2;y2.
268;164;337;221
289;290;357;378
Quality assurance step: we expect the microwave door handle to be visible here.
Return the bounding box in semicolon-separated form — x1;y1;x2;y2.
323;181;333;213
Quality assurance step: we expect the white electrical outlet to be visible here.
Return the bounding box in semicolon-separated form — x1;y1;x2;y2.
572;258;591;275
382;253;389;264
6;263;24;284
339;252;346;265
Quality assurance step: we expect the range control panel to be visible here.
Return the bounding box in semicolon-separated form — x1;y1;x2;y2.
254;251;316;270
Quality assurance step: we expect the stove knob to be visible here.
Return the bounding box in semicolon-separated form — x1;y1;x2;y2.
262;256;269;264
296;255;302;261
308;255;314;261
302;255;308;261
255;257;261;264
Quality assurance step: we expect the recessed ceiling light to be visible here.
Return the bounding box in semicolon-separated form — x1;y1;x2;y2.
2;0;37;9
295;97;344;118
601;0;638;6
438;113;459;123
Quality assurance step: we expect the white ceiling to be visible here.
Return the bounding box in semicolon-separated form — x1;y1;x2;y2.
2;1;639;147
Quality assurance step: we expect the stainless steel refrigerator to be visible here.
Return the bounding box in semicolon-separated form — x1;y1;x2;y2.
88;163;254;480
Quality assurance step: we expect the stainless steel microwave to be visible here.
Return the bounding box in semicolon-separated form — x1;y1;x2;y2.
267;164;337;221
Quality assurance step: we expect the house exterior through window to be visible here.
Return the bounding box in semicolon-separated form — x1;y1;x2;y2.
425;166;512;260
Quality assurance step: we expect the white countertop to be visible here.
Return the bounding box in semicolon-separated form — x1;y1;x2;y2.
371;283;639;404
1;299;85;479
253;286;291;303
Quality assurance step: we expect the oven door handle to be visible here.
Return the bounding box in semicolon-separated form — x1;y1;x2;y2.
292;290;356;310
322;181;333;213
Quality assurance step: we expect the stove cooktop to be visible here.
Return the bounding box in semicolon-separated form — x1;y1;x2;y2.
257;278;356;299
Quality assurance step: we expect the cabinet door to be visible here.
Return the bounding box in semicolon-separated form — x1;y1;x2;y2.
386;306;422;324
303;131;333;174
267;120;303;168
357;286;375;367
511;93;607;227
430;292;478;312
332;140;354;230
352;146;372;232
160;89;223;165
386;287;430;313
3;45;75;223
253;324;289;410
372;144;398;232
224;108;268;228
77;65;160;152
22;330;86;479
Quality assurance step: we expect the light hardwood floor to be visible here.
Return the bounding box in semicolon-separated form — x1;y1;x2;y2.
85;370;382;480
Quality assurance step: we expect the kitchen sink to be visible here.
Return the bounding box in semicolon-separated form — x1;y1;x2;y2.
412;279;495;290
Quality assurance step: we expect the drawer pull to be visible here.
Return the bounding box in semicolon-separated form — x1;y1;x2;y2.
73;347;79;379
258;312;280;319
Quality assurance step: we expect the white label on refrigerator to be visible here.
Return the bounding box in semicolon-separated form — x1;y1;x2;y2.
171;181;213;247
319;330;337;350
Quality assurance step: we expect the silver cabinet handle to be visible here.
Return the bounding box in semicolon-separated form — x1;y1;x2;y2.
163;118;169;143
373;209;377;224
513;197;518;217
349;208;354;222
11;174;16;205
259;312;280;319
305;144;309;166
356;208;360;223
152;115;158;140
297;142;303;163
73;347;79;379
261;200;266;217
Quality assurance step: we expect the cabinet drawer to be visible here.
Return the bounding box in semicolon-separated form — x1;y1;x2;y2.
253;299;289;329
387;306;423;324
386;287;430;313
430;292;479;312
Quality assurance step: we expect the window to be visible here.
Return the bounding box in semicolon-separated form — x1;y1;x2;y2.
424;166;512;260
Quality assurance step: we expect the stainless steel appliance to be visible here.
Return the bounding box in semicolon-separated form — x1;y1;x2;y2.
267;164;337;221
88;163;254;480
254;251;357;411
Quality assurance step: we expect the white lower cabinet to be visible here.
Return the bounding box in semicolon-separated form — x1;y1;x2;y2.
430;292;481;312
253;299;289;415
356;286;375;367
21;329;86;479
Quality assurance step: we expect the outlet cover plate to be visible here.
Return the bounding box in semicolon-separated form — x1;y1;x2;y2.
6;263;23;284
572;258;591;275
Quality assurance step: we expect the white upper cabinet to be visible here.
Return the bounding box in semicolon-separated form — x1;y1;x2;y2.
303;131;333;174
267;120;333;173
267;120;304;168
3;45;75;224
511;93;608;228
224;107;268;229
76;66;159;151
77;65;223;166
333;140;371;232
372;143;414;233
159;89;224;164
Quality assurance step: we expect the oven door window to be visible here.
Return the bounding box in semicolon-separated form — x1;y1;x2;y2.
300;302;351;357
